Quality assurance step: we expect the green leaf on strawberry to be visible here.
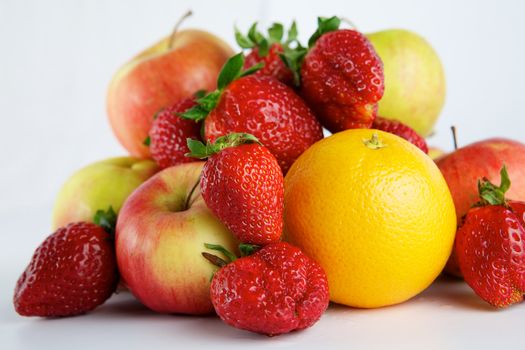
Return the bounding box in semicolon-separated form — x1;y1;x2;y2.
93;206;117;235
268;23;284;43
286;21;298;44
308;16;341;47
280;45;308;86
204;243;237;263
477;165;511;207
179;53;264;122
217;53;245;90
186;132;261;159
235;21;299;57
239;243;260;257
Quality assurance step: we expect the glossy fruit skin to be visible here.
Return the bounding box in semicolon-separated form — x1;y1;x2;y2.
149;98;201;169
510;201;525;223
437;138;525;277
301;29;384;132
201;143;284;245
116;163;238;314
204;75;323;173
107;30;233;158
367;29;445;137
284;129;456;308
14;223;118;317
455;204;525;307
52;157;158;229
372;116;428;153
211;242;329;336
244;43;294;86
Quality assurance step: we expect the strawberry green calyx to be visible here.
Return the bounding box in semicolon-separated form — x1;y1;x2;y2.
239;243;260;257
186;133;261;159
477;165;511;207
179;53;263;122
202;243;262;268
280;45;308;86
193;89;207;99
363;133;386;150
202;243;237;270
236;21;306;86
235;21;299;57
93;206;117;235
204;243;237;263
308;16;341;48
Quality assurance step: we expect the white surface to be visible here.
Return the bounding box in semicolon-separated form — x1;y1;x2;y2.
1;0;525;348
3;282;525;350
1;206;524;349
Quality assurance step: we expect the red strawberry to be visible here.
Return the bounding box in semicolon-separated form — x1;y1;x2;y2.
181;53;323;174
147;97;201;169
187;133;283;245
244;44;293;86
509;201;525;223
455;166;525;307
372;116;428;153
235;22;299;86
205;242;329;336
14;208;119;317
289;16;384;132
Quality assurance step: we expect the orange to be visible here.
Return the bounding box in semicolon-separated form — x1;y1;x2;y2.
284;129;456;308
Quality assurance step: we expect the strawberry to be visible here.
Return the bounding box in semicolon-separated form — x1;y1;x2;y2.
14;208;119;317
455;166;525;307
235;22;300;86
187;133;283;245
147;97;202;169
204;242;329;336
180;53;323;173
372;116;428;153
284;16;384;132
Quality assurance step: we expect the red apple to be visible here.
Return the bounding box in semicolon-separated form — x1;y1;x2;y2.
436;138;525;276
115;162;238;314
107;26;233;158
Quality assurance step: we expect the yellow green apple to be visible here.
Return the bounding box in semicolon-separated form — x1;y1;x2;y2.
428;146;445;160
107;28;234;158
367;29;445;136
115;162;238;314
52;157;158;229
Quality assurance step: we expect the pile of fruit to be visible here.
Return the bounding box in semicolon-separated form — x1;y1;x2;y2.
13;13;525;336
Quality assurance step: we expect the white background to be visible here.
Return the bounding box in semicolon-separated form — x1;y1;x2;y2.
1;0;525;349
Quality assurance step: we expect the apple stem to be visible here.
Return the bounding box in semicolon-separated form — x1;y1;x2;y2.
168;10;193;49
450;126;458;150
184;176;200;210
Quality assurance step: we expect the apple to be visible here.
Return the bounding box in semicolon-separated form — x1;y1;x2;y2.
428;146;445;160
436;138;525;276
52;157;158;229
367;29;445;137
115;162;238;314
107;20;234;158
